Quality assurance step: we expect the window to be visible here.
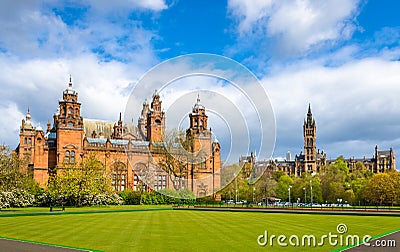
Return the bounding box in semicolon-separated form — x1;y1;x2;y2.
68;107;73;114
70;151;75;164
64;150;75;164
112;162;127;192
133;175;142;191
64;150;70;163
68;121;73;127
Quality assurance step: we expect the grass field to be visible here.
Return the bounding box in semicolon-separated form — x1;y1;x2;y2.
0;206;399;251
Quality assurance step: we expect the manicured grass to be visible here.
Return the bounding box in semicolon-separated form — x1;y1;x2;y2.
0;207;399;251
0;205;170;214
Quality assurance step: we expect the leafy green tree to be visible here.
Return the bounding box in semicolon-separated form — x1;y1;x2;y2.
0;145;41;194
47;153;112;206
275;175;293;201
255;176;277;203
363;172;399;205
290;174;322;203
320;156;349;203
272;170;286;182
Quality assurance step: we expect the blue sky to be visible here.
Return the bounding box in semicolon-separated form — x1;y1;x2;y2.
1;0;400;168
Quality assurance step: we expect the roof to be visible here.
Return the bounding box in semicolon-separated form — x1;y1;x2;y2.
83;119;137;138
377;150;391;158
86;137;149;147
45;131;56;139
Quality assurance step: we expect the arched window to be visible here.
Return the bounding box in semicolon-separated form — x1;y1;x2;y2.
70;151;75;164
65;150;70;163
68;107;73;114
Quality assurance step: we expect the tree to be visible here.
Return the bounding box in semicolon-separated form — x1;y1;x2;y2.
255;175;277;203
320;156;349;203
363;172;399;205
156;129;190;191
272;170;286;182
290;173;322;204
47;153;112;206
0;145;40;193
275;175;293;201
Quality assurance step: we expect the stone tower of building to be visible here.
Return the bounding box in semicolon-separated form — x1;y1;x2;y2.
303;104;317;172
19;109;35;166
147;90;165;143
138;99;150;140
112;112;125;139
185;95;220;198
186;94;212;155
54;77;84;166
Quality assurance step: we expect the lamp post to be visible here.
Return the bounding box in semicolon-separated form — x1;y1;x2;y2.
253;186;256;204
234;173;238;203
310;179;313;206
288;185;292;206
303;187;306;205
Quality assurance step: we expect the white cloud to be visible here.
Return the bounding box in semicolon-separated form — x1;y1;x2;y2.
228;0;361;57
0;0;166;62
87;0;168;13
264;57;400;161
0;103;25;147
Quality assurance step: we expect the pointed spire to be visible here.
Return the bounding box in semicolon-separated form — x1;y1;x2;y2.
47;120;51;132
26;107;31;121
308;103;312;115
153;89;159;98
118;112;122;125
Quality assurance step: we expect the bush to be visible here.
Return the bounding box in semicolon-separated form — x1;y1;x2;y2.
34;192;123;207
0;190;35;208
119;190;142;205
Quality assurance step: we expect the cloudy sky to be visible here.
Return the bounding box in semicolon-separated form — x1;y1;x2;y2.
1;0;400;168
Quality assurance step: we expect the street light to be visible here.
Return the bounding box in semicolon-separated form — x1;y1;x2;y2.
288;185;292;206
310;179;313;206
303;187;306;204
234;173;238;203
253;186;256;204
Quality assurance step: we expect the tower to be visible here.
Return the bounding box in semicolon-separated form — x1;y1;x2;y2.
112;112;126;139
186;94;212;155
138;99;150;140
303;104;317;172
147;90;165;143
19;109;35;167
54;77;84;166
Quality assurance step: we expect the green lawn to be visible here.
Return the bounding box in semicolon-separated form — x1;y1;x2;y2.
0;207;399;251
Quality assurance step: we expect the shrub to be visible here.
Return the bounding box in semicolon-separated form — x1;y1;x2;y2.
0;190;35;208
119;190;142;205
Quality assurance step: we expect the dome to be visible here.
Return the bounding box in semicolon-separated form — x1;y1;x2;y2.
192;94;205;112
36;124;44;131
63;76;77;95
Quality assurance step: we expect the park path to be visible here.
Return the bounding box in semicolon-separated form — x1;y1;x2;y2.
0;238;90;252
345;230;399;251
